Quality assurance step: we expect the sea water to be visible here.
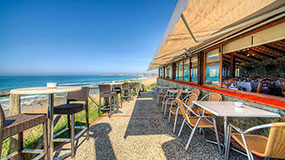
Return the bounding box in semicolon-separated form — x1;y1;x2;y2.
0;75;149;110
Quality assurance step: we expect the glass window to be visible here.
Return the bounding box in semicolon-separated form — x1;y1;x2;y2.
205;48;220;85
191;56;198;82
159;68;162;78
162;67;165;78
235;67;240;77
179;61;183;80
184;58;189;81
175;63;178;80
166;65;172;79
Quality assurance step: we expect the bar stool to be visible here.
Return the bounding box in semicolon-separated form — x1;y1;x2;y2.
53;87;90;158
114;84;122;106
0;104;48;160
121;83;130;102
99;84;118;116
133;82;141;96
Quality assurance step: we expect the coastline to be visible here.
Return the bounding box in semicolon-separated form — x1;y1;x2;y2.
24;76;157;114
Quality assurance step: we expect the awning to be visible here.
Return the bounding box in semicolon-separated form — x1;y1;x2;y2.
148;0;285;70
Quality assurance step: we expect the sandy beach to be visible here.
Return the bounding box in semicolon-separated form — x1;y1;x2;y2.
24;76;157;114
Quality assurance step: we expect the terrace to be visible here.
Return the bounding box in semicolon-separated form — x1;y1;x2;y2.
54;91;245;160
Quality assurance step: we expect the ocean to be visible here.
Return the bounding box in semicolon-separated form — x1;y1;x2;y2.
0;75;149;110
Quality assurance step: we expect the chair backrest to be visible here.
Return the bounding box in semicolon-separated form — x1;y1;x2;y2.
280;80;285;93
122;83;129;90
175;87;183;99
67;87;89;102
99;84;111;94
264;123;285;158
222;80;229;88
208;93;222;101
134;82;140;88
192;89;200;97
176;98;191;124
257;79;270;93
0;104;5;131
186;93;198;106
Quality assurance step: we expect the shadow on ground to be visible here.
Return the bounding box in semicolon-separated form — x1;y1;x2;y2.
89;123;116;160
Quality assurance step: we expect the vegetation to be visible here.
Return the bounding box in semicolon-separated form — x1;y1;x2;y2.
145;83;157;91
1;96;100;159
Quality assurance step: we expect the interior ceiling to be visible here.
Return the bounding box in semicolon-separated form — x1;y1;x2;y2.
223;40;285;65
148;0;285;71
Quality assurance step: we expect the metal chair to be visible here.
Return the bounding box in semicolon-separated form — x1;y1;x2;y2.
168;93;198;133
192;93;222;115
98;84;118;116
53;87;90;158
0;105;48;160
161;87;183;116
176;98;222;154
225;122;285;160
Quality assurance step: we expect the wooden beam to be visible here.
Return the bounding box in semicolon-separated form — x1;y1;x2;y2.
236;51;261;61
263;44;285;54
256;46;283;57
249;49;276;59
251;47;279;58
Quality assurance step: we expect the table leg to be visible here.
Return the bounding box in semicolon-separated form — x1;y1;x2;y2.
48;93;54;159
223;117;228;155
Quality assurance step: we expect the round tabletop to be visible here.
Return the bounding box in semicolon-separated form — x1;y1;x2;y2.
10;86;82;95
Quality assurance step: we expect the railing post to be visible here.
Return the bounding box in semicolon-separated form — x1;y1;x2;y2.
9;94;21;160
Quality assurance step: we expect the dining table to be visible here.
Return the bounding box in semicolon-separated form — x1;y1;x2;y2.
10;86;82;160
192;101;280;158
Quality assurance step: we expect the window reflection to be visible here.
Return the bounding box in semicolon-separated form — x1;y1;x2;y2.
184;59;189;81
205;48;220;85
191;56;198;82
179;61;183;80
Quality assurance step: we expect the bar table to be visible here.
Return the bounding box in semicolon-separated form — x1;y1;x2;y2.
10;86;82;159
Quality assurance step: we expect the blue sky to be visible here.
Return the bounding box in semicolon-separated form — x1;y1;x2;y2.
0;0;177;75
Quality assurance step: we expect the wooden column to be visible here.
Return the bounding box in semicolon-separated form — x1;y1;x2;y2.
9;94;21;160
172;63;175;80
230;52;236;78
198;52;204;85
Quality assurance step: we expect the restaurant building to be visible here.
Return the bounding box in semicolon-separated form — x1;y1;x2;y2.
149;0;285;116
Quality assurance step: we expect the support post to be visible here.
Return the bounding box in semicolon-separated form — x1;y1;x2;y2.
9;94;21;160
230;52;236;78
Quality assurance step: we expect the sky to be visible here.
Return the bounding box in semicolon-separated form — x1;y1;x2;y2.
0;0;177;75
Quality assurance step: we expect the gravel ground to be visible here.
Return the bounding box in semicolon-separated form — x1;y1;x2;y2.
57;91;246;160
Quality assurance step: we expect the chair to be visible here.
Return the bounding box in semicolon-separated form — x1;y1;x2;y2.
161;87;183;116
168;93;198;133
192;93;222;115
121;83;130;102
53;87;90;158
225;123;285;160
176;99;222;153
132;82;141;96
98;84;118;116
0;105;48;160
280;80;285;97
191;89;201;98
256;79;270;94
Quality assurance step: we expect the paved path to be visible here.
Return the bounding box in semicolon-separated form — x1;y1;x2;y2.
58;91;245;160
